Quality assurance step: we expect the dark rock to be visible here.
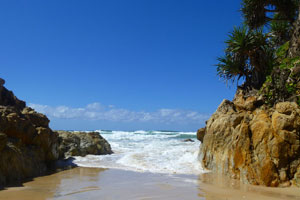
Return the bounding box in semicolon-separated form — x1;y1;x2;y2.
196;128;205;143
55;157;78;170
0;78;5;87
0;85;25;110
22;107;50;127
57;131;113;158
0;79;114;188
0;133;7;151
0;88;59;186
183;139;194;142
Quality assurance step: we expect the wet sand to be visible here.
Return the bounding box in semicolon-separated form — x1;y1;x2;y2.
0;167;300;200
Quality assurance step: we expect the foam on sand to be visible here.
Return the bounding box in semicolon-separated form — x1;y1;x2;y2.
73;130;205;175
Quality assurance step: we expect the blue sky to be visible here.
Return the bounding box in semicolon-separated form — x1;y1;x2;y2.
0;0;242;131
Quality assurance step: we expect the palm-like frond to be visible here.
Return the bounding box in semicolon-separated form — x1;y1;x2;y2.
242;0;267;29
242;0;299;30
216;54;244;85
215;25;275;89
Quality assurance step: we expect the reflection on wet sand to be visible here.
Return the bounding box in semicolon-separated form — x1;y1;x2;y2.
0;168;203;200
198;173;300;200
0;168;106;200
1;168;300;200
51;167;106;199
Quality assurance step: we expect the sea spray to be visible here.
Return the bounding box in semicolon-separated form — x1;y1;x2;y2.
73;130;205;175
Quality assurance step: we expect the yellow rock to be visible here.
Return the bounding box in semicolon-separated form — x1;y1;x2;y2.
199;97;300;187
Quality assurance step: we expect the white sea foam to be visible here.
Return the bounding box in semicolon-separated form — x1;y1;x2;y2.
73;130;206;175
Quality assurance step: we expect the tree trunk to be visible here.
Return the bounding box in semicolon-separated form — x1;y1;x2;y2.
251;70;266;89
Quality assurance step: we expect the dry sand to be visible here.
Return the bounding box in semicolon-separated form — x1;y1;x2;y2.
0;167;300;200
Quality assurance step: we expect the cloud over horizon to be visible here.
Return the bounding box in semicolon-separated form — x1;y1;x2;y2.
29;102;210;125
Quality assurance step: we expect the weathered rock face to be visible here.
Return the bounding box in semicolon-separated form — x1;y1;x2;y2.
199;90;300;187
0;82;59;186
57;131;113;158
0;79;114;187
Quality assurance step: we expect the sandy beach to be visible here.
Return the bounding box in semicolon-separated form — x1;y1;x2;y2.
0;167;300;200
0;0;300;199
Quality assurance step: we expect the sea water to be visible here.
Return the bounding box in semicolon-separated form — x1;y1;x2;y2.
73;130;205;175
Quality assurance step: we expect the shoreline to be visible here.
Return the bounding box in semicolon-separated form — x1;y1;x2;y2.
1;167;300;200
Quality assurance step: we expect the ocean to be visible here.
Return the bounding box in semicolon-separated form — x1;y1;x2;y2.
72;130;205;175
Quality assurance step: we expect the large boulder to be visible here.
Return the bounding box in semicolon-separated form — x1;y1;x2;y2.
199;90;300;187
57;131;113;158
0;79;59;186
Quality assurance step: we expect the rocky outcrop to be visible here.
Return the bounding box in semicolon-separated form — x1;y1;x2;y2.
57;131;113;158
0;81;59;186
0;79;26;111
0;79;113;187
199;90;300;187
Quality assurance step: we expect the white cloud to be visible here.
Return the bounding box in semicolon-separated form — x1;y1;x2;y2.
28;102;210;125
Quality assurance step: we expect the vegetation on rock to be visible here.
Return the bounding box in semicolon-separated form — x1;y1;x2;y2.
260;42;300;105
216;26;274;89
216;0;300;106
200;0;300;188
242;0;299;30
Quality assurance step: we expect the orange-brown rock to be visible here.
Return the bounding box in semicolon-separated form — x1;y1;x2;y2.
197;128;206;143
199;90;300;187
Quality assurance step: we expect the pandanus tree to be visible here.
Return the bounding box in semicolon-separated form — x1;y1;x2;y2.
270;14;293;46
242;0;299;45
242;0;299;30
216;26;275;89
216;0;300;90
